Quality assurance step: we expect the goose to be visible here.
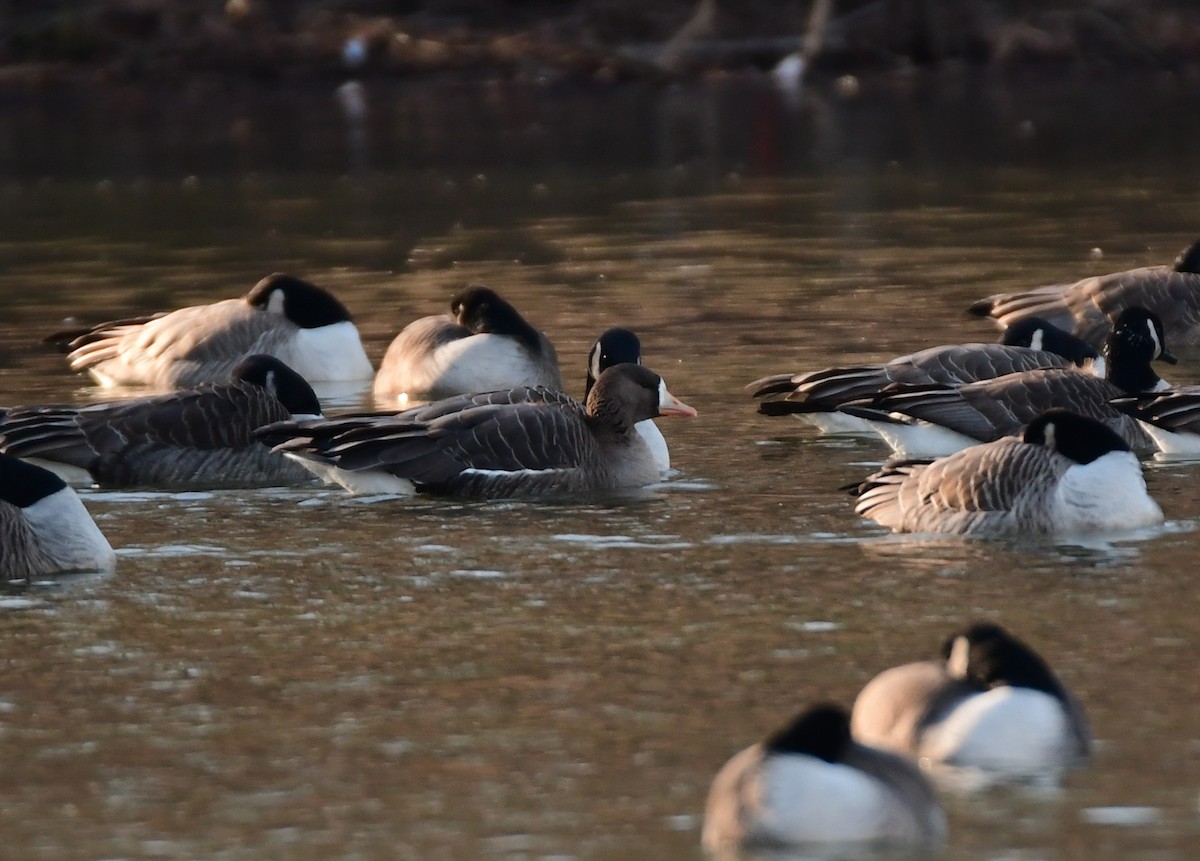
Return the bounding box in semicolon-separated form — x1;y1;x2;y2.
850;622;1091;781
969;239;1200;349
752;317;1101;436
702;703;946;852
852;409;1163;537
48;273;374;389
586;327;670;474
0;355;323;489
1111;386;1200;456
373;285;564;403
838;307;1175;456
0;453;116;581
259;364;695;498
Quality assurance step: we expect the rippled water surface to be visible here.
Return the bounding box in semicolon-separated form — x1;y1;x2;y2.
1;76;1200;860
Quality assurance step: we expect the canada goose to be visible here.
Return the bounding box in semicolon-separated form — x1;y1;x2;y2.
259;364;695;498
753;318;1101;436
0;356;323;489
587;327;670;474
969;239;1200;348
839;307;1175;456
0;453;115;581
48;273;374;389
1111;386;1200;456
851;622;1090;781
702;704;946;852
852;410;1163;537
373;285;563;403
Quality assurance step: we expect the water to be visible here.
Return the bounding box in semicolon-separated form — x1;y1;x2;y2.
1;74;1200;859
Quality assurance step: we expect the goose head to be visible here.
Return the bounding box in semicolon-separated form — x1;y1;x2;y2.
245;273;355;328
1173;238;1200;274
1002;317;1100;367
942;621;1067;698
762;702;853;761
585;327;643;399
1023;409;1131;464
585;365;696;433
232;355;323;419
1103;306;1175;392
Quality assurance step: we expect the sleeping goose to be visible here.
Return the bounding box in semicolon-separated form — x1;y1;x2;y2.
586;327;670;474
373;285;563;403
969;239;1200;349
259;364;695;498
0;355;323;489
0;453;116;581
752;317;1101;435
839;307;1175;456
702;703;946;852
48;273;374;389
851;622;1090;782
852;409;1163;537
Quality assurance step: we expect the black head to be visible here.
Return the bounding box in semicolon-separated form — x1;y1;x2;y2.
1104;306;1175;392
232;355;323;417
1002;317;1099;366
449;285;545;355
763;703;853;762
941;622;1066;698
1173;239;1200;274
245;274;355;328
0;452;68;508
1022;408;1130;464
585;327;643;398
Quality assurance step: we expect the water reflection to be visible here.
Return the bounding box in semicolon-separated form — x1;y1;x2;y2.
0;77;1199;860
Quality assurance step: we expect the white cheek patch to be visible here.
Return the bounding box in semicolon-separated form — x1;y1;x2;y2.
1147;319;1162;357
947;636;971;679
657;378;668;410
588;346;602;381
267;288;287;316
1029;329;1044;352
1043;421;1057;451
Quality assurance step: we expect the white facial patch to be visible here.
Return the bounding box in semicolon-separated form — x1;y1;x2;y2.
947;636;971;679
1029;329;1044;352
1042;420;1057;451
588;345;602;381
657;378;669;411
265;369;278;398
1147;318;1163;358
267;288;287;316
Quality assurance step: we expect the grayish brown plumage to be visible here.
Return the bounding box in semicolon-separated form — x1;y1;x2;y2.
0;355;322;489
263;364;695;498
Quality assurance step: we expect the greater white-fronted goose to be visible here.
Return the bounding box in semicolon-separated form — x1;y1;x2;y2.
261;363;695;498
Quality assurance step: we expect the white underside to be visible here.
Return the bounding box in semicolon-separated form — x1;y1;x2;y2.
24;488;116;574
1137;419;1200;456
376;333;554;399
791;411;877;436
920;688;1075;777
282;321;375;382
635;419;670;474
1050;451;1163;533
753;755;926;844
863;418;980;457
